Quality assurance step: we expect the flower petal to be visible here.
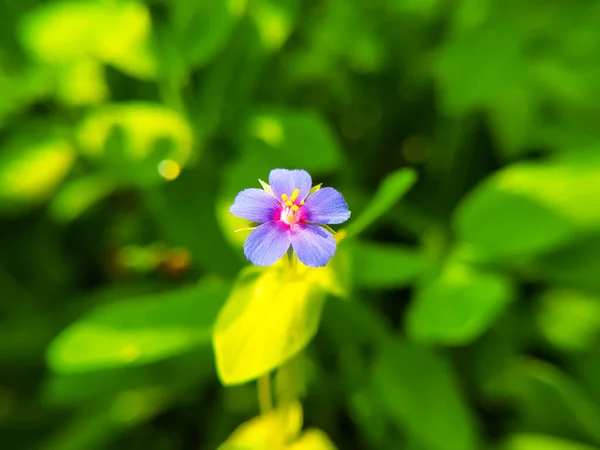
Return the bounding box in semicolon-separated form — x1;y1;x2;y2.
244;221;291;266
269;169;312;202
230;188;281;222
291;224;336;267
304;187;351;224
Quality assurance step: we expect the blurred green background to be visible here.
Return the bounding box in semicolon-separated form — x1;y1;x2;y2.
2;0;600;449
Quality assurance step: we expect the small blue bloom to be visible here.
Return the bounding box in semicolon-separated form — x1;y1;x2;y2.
230;169;351;267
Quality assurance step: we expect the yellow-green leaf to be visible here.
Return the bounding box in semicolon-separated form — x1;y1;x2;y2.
0;135;75;211
288;429;338;450
20;0;156;79
218;402;303;450
213;266;328;385
76;102;194;164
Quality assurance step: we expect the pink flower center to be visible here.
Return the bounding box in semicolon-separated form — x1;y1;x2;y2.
278;188;305;226
280;205;302;225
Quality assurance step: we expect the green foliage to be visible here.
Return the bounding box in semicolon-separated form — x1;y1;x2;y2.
3;0;600;448
48;281;229;373
407;260;515;344
345;168;417;237
373;339;478;450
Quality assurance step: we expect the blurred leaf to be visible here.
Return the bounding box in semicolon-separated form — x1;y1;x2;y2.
20;0;156;78
289;429;338;450
502;434;599;450
171;0;244;69
407;261;514;345
514;359;600;445
373;339;478;450
77;102;193;162
218;401;303;450
44;350;213;407
250;0;297;51
213;266;327;385
76;103;194;187
350;241;432;288
536;289;600;352
454;154;600;258
248;109;343;173
537;233;600;293
47;280;229;374
321;296;389;347
488;86;537;158
0;134;75;213
55;59;107;105
437;26;525;115
48;174;116;223
345;168;417;237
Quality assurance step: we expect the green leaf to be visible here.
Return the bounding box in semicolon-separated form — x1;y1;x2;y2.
407;261;514;345
373;339;478;450
514;359;600;445
171;0;243;69
249;0;297;52
437;26;526;115
454;155;600;258
248;110;343;173
76;102;194;186
47;281;229;374
345;168;417;237
213;266;328;385
503;434;600;450
76;102;194;163
289;429;338;450
20;0;156;79
350;241;432;288
0;133;75;213
217;402;303;450
48;174;116;223
537;232;600;293
536;289;600;352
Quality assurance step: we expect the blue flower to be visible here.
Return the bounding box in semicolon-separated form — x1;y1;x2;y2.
230;169;351;267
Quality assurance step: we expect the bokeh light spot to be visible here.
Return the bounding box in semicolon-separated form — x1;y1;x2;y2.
158;159;180;181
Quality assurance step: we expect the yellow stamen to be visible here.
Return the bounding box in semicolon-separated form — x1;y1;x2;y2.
299;200;305;205
290;188;299;203
287;214;294;222
281;193;289;202
285;201;293;206
291;205;299;211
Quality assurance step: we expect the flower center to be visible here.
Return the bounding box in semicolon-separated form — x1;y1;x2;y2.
279;188;305;225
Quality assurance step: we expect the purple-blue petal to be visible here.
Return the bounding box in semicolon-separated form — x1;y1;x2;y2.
269;169;312;202
304;187;351;224
290;224;336;267
244;221;291;266
230;188;280;223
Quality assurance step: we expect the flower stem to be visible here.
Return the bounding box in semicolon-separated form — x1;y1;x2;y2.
257;373;272;414
287;248;297;275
